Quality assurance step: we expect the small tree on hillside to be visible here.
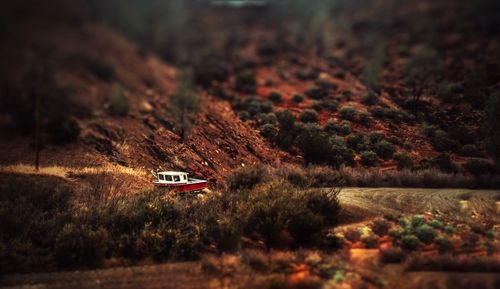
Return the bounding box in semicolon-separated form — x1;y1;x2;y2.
404;45;441;117
169;70;200;142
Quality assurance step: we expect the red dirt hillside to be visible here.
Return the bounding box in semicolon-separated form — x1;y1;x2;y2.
0;18;295;184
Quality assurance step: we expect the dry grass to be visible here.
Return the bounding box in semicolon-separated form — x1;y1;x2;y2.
0;163;148;179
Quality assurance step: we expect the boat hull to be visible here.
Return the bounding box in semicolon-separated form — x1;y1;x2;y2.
154;180;208;193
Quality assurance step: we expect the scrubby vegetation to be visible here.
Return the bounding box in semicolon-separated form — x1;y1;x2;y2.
0;166;342;274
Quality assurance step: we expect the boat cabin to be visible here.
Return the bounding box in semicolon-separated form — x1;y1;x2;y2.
156;171;189;184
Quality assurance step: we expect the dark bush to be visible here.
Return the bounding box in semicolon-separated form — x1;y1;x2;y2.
299;109;318;123
464;158;496;175
435;237;454;254
339;106;357;121
109;85;130;117
368;131;385;144
362;92;378;105
340;121;352;136
239;111;251;121
235;69;256;93
305;86;329;100
374;140;395;160
330;137;356;167
233;96;273;117
432;154;458;174
414;224;437;245
260;123;277;142
227;165;269;191
360;151;379;166
400;235;420;250
276;110;296;150
268;91;283;103
211;87;233;100
193;56;229;88
296;68;319;81
459;144;481;157
346;133;367;151
369;106;387;118
430;130;458;152
292;94;304;103
358;111;371;126
243;183;340;247
55;224;109;267
295;124;332;164
394;153;413;170
372;219;390;236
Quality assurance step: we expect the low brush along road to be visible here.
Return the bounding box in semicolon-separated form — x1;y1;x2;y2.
1;187;499;289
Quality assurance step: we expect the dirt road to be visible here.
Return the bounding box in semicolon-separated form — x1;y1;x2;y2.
1;187;499;289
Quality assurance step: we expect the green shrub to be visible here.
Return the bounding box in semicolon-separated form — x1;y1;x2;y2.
330;138;356;167
109;85;130;117
295;124;332;164
276;110;297;150
235;69;257;93
260;124;277;142
339;106;357;121
372;219;390;236
361;235;378;248
54;224;109;267
296;68;319;81
374;140;395;160
193;56;229;88
431;130;458;152
340;121;352;136
233;96;273;116
395;153;413;170
344;228;361;242
360;151;379;167
239;111;251;121
401;235;420;250
429;220;444;229
368;131;385;144
414;224;437;244
432;154;458;173
362;92;378;105
369;106;387;118
358;111;371;126
464;158;496;175
305;86;329;100
268;91;283;103
299;109;319;123
411;215;426;228
346;133;367;151
459;144;481;157
435;237;454;254
292;94;304;103
227;165;269;191
243;183;340;247
316;99;339;112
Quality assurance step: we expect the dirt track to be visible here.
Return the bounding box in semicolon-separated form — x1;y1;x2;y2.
1;187;499;289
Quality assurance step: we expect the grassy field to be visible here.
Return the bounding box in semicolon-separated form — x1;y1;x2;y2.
339;187;500;224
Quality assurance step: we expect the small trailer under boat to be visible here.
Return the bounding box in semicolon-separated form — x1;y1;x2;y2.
151;171;208;193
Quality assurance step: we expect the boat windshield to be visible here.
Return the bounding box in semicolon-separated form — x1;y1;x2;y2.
173;175;180;182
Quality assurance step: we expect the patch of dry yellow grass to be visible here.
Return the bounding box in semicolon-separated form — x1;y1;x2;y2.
0;163;148;179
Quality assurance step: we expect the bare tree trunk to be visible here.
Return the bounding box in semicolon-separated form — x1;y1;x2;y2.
34;92;41;171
